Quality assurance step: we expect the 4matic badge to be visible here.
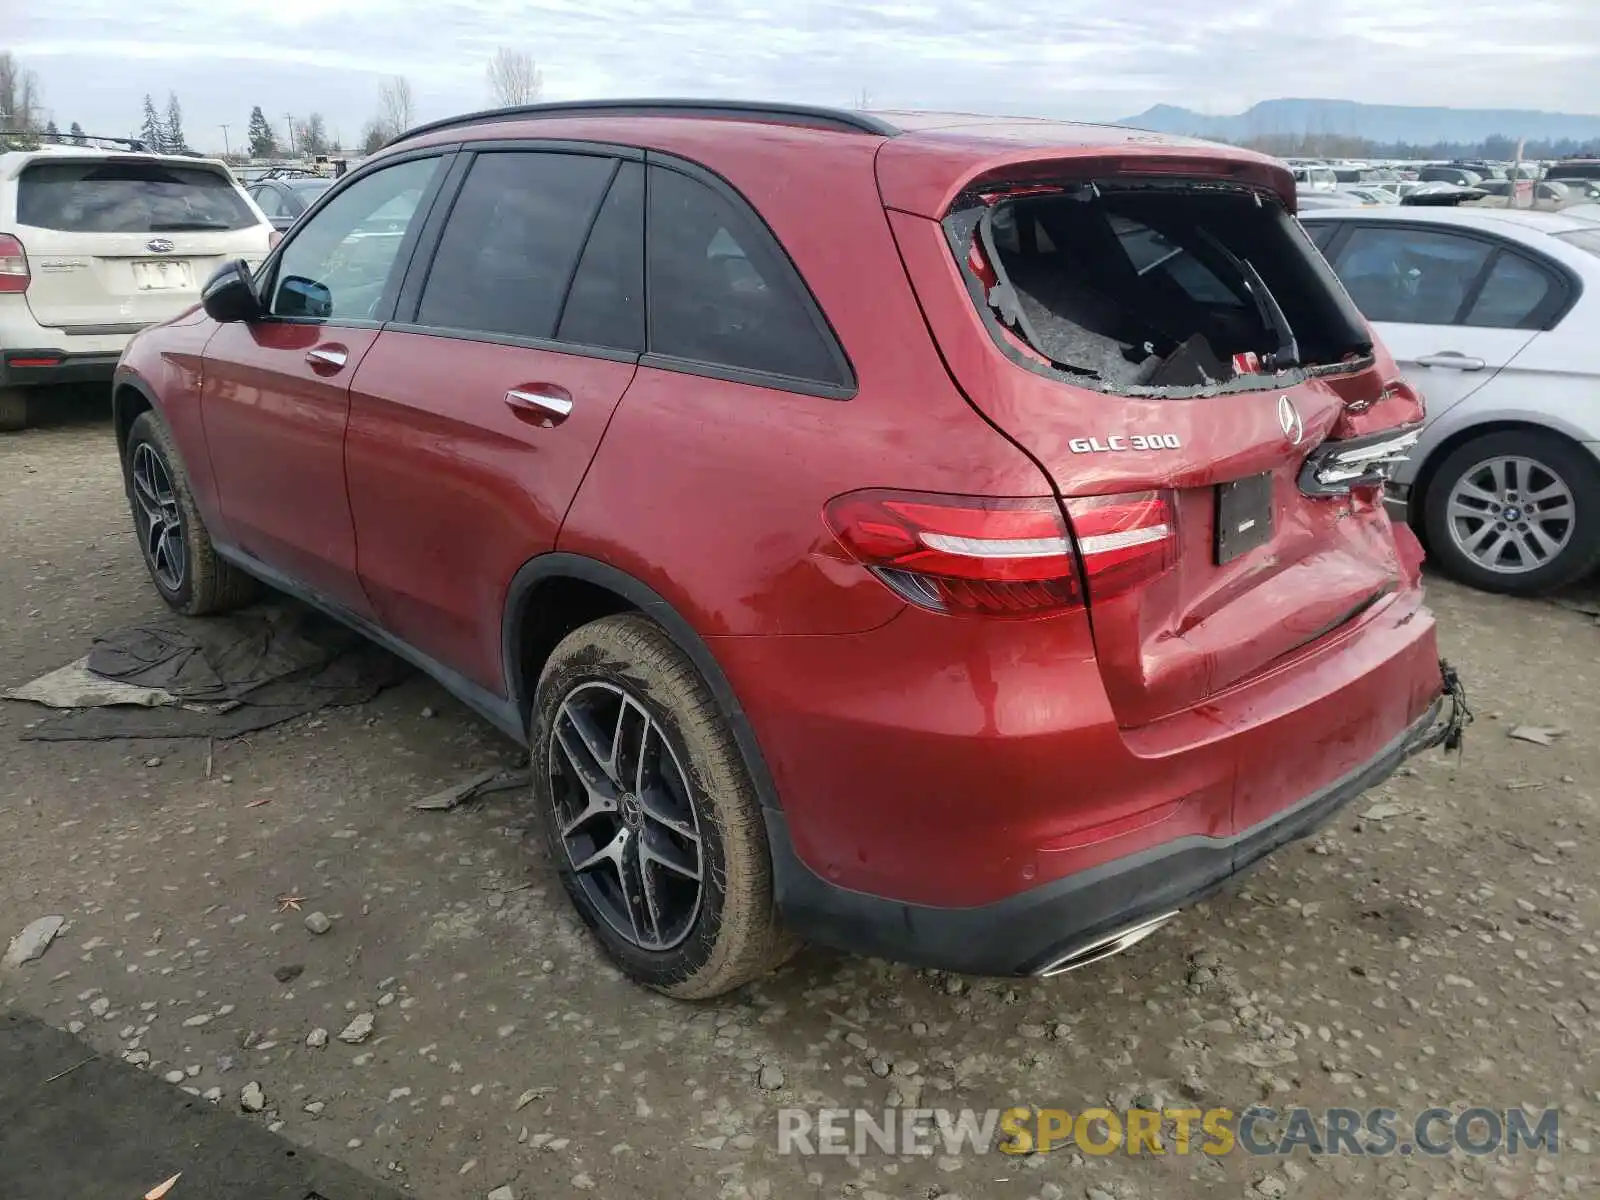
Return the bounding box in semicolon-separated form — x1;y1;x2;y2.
1068;434;1182;454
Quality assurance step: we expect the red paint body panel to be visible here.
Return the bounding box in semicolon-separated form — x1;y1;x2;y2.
118;108;1452;953
712;578;1438;907
559;125;1049;636
199;321;379;616
345;331;636;690
886;207;1418;727
873;123;1297;217
118;309;231;545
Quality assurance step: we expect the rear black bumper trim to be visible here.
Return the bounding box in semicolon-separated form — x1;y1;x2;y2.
0;350;121;388
768;696;1448;977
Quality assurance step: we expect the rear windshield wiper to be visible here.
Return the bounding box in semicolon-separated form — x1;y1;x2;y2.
147;220;233;231
1198;230;1299;369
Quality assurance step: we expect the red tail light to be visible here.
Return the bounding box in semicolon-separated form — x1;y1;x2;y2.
825;490;1082;617
0;234;28;294
824;488;1179;617
1062;492;1177;600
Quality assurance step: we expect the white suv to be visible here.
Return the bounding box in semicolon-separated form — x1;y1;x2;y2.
0;141;274;430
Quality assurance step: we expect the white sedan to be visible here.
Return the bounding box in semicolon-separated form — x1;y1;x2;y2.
1301;205;1600;594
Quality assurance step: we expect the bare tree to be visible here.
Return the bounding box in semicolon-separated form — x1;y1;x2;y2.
360;119;389;156
853;87;872;111
487;48;542;107
378;76;415;139
0;52;43;137
296;112;329;157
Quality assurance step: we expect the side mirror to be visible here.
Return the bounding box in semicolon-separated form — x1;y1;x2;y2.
201;259;261;323
276;275;333;320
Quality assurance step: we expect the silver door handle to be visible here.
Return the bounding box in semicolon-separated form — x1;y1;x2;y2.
306;347;348;369
506;388;574;418
1415;353;1486;371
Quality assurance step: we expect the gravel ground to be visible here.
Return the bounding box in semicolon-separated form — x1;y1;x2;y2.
1;398;1596;1200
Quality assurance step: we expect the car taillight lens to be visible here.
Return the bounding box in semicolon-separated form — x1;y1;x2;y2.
1062;491;1177;600
824;488;1178;617
825;490;1082;617
0;234;28;293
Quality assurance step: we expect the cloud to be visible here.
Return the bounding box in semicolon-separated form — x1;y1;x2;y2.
11;0;1600;152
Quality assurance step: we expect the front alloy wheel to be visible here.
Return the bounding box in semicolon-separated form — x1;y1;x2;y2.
130;440;187;593
123;408;259;615
549;681;705;952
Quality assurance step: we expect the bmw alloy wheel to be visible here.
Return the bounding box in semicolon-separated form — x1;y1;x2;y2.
1444;454;1575;576
548;681;705;951
129;441;187;592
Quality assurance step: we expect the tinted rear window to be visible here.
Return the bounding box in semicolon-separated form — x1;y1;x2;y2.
18;161;258;233
647;165;847;385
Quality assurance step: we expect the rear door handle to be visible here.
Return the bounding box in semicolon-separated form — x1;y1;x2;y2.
1414;352;1487;371
505;384;574;425
305;346;348;370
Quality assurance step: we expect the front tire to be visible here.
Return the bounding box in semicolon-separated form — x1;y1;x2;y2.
123;409;258;615
531;613;794;999
1422;430;1600;595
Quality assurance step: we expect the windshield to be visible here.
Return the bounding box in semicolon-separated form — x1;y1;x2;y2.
17;160;258;233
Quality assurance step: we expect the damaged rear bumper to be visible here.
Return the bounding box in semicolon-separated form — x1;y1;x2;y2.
769;667;1467;977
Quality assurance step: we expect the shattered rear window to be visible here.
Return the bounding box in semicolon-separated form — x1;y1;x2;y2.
947;181;1374;396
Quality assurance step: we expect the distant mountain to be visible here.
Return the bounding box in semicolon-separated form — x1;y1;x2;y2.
1120;99;1600;148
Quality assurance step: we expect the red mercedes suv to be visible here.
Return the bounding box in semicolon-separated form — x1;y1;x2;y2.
114;101;1466;998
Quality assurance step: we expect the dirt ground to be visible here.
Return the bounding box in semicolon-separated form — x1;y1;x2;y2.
1;397;1596;1200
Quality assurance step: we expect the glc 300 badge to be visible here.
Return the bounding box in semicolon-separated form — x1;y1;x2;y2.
1068;434;1182;453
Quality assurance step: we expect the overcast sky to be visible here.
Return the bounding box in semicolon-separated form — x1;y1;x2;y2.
9;0;1600;153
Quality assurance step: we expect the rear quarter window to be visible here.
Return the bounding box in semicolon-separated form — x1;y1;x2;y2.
18;161;259;233
645;165;849;388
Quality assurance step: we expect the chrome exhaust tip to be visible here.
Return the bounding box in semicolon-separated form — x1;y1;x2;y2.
1035;910;1180;977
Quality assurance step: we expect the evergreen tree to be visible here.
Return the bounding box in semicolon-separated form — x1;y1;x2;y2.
163;92;187;153
43;118;59;142
139;94;165;152
246;105;276;158
68;120;85;145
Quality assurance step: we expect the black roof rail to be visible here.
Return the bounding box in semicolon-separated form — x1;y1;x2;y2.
383;99;900;149
1;129;152;152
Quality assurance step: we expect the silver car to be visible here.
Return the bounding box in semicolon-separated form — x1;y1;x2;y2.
1301;206;1600;594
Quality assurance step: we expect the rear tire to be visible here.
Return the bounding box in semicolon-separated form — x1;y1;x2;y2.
123;409;259;615
531;613;795;999
0;388;27;432
1422;429;1600;595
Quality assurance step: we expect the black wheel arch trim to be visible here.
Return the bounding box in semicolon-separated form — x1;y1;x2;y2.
111;370;162;452
502;552;785;812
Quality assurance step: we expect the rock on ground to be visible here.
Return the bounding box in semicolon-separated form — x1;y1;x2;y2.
3;916;64;967
240;1081;266;1113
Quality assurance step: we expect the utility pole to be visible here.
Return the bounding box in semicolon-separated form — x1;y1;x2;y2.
219;123;231;158
285;113;295;156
